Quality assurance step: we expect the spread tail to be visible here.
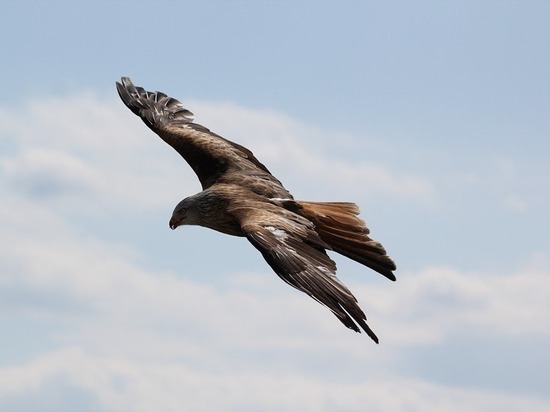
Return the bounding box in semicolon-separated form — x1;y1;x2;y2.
295;201;397;281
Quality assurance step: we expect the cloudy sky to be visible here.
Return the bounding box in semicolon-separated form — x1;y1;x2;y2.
1;1;549;410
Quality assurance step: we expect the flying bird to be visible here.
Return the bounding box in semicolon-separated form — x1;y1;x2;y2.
116;77;396;343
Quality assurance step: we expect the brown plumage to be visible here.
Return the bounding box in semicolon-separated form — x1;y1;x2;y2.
116;77;396;343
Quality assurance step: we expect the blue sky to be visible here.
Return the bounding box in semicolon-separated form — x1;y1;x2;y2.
1;1;549;410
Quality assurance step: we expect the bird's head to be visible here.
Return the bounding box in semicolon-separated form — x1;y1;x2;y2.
168;192;208;230
169;195;203;230
169;209;185;230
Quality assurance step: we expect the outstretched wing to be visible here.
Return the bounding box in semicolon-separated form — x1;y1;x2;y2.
237;206;381;343
116;77;290;197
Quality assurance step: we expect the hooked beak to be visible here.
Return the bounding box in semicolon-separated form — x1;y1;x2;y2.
169;216;182;230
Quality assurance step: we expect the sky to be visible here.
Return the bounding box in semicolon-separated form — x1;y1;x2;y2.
1;0;549;410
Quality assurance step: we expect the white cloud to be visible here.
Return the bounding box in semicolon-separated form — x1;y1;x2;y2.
1;348;548;412
2;179;549;410
1;93;549;411
0;95;195;213
361;265;550;345
189;100;434;201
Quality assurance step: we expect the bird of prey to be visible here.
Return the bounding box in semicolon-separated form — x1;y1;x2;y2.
116;77;396;343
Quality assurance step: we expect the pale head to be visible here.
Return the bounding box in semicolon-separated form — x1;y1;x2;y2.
169;195;202;230
168;188;243;236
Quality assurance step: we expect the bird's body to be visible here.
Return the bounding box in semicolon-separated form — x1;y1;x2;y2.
117;77;396;343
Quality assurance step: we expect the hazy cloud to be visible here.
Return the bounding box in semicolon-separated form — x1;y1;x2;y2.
1;93;549;411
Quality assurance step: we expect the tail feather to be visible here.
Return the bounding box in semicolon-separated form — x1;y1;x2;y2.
296;201;397;281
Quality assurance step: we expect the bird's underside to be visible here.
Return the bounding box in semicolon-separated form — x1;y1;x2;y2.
116;76;396;343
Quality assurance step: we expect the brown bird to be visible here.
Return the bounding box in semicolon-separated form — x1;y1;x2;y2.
116;77;396;343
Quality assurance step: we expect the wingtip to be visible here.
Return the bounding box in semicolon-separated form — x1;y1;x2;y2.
116;76;129;88
118;76;132;85
357;324;379;344
116;77;129;98
364;324;380;344
352;314;380;343
385;271;397;282
115;76;144;116
115;77;135;96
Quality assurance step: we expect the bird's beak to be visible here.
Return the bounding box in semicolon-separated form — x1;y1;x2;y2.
169;216;181;230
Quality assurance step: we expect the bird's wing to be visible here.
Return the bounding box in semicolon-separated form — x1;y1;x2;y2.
237;205;380;343
116;77;289;196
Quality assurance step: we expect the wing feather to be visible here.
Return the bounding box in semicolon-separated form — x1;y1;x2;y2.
116;77;288;196
240;210;380;343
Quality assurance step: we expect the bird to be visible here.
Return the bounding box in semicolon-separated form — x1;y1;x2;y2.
116;77;396;343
